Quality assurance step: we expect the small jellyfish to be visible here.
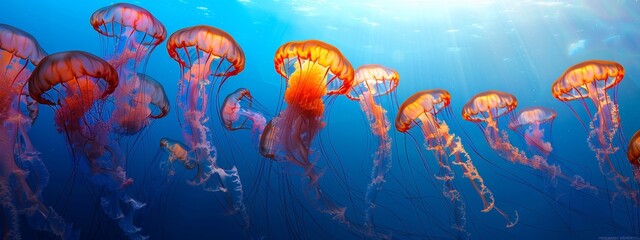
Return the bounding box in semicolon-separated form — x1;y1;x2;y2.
508;107;557;157
221;88;267;140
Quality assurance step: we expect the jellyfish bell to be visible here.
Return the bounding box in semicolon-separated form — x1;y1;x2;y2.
28;51;118;106
0;24;47;123
551;60;623;102
0;24;47;69
274;40;353;116
347;64;399;100
90;2;166;67
396;89;451;133
462;90;518;123
167;25;244;77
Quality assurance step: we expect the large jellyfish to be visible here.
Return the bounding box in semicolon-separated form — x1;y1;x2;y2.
258;40;354;222
0;24;76;239
397;89;518;232
552;60;637;202
627;131;640;186
165;25;249;232
28;51;146;239
90;3;168;136
345;64;398;233
462;91;595;193
221;88;267;141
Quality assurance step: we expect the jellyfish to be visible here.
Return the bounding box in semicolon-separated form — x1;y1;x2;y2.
551;60;636;202
166;25;249;232
90;3;165;70
90;3;168;137
111;73;169;135
508;107;556;157
397;89;518;232
258;40;354;222
28;51;146;239
462;91;596;194
627;131;640;186
221;88;267;141
345;64;398;233
0;24;77;239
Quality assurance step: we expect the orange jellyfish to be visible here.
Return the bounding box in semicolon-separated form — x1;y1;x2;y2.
90;3;166;69
166;25;249;232
552;60;636;202
346;64;398;233
111;73;170;135
0;24;77;239
462;91;595;194
90;3;168;136
626;131;640;186
258;40;354;222
221;88;267;140
397;89;518;232
508;107;557;157
28;51;146;239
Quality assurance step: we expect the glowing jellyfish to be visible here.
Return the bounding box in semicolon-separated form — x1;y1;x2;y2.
166;25;249;232
258;40;354;222
346;64;398;233
552;60;636;202
90;3;166;69
90;3;168;136
397;89;518;231
462;91;595;193
0;24;78;239
221;88;267;139
28;51;146;239
112;73;170;135
508;107;557;157
627;131;640;185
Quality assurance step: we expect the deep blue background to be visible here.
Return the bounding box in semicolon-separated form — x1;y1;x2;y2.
2;0;640;239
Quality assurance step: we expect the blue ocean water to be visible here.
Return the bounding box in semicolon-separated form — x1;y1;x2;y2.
1;0;640;239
